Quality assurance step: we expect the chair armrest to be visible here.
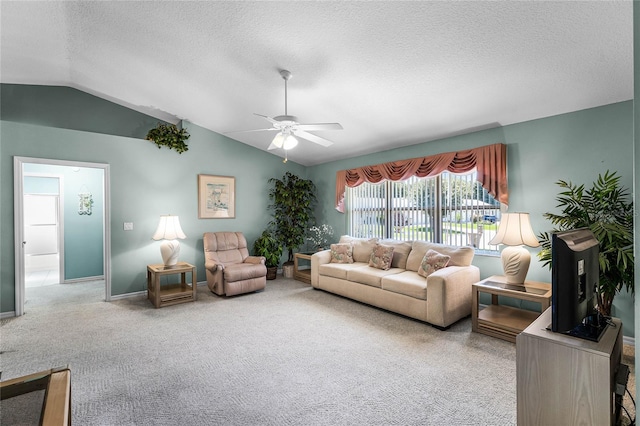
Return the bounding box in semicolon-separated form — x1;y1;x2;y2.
205;260;222;272
311;250;332;287
245;256;266;265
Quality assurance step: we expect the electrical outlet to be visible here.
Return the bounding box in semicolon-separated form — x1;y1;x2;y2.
124;222;134;231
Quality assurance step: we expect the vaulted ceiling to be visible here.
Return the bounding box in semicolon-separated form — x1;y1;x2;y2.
1;1;632;166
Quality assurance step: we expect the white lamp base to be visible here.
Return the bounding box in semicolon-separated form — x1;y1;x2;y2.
501;245;530;285
160;240;181;267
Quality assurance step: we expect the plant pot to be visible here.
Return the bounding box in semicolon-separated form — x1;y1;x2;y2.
282;263;294;278
266;266;277;280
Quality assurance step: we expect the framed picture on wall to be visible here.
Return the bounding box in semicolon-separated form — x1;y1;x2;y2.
198;174;235;219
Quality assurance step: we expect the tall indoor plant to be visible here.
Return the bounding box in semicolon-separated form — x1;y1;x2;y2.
268;172;317;263
537;171;634;316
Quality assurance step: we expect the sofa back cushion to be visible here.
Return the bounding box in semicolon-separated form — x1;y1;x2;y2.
406;240;474;272
338;235;379;263
379;239;412;269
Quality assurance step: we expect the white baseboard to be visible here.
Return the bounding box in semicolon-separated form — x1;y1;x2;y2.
63;275;105;284
109;281;207;300
623;336;635;346
1;311;17;319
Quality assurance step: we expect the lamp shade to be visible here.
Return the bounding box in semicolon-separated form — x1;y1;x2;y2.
488;212;539;247
152;215;186;241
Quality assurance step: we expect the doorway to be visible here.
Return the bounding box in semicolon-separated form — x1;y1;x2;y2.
14;157;111;316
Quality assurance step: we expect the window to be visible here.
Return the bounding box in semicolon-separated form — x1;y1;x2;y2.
346;170;500;253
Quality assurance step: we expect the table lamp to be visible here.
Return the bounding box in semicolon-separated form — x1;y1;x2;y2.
488;212;540;285
152;215;186;267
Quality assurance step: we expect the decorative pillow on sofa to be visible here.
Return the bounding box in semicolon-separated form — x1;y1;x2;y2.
330;243;354;264
418;249;451;278
369;243;395;270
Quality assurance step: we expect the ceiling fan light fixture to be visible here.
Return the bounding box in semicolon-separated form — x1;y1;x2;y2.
283;134;298;150
271;132;286;149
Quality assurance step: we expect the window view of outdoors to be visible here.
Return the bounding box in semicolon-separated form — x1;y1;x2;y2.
346;170;501;252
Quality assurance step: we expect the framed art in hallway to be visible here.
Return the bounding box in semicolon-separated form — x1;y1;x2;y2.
198;174;235;218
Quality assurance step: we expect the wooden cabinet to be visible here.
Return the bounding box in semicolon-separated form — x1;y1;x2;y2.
516;308;622;426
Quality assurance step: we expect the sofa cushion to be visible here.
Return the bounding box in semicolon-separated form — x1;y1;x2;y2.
406;241;474;272
369;243;395;270
347;266;403;288
381;271;428;300
319;262;368;280
379;239;412;269
224;262;267;282
339;236;379;263
418;249;451;278
330;243;354;264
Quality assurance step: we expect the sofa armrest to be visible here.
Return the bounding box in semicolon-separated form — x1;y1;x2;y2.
426;265;480;328
311;250;332;287
245;256;266;265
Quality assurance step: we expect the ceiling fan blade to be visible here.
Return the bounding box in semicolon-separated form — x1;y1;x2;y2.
267;142;279;151
293;130;334;147
296;123;343;131
254;113;280;125
225;128;277;134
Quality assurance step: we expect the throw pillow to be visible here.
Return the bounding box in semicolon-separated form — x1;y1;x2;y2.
330;243;354;264
418;249;451;278
369;243;395;270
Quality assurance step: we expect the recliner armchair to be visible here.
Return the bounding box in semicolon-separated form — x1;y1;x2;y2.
203;232;267;296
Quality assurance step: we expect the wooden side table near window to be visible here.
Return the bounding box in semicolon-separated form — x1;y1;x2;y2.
147;262;196;308
472;275;551;342
293;252;314;284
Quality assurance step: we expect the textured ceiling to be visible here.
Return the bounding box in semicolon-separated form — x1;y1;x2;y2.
1;1;633;166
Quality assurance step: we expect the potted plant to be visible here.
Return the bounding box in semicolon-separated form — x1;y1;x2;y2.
253;229;282;280
268;172;317;277
146;122;190;154
537;171;634;316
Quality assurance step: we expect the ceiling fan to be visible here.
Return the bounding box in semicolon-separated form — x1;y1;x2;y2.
231;70;343;156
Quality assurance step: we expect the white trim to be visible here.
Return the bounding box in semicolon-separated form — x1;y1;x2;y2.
62;275;105;284
0;311;17;319
13;156;112;315
623;336;635;346
109;281;207;301
109;290;147;300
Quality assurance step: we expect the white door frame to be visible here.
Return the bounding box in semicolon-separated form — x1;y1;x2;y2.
14;156;111;316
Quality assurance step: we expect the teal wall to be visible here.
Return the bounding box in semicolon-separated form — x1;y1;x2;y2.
24;163;105;280
308;101;635;337
24;176;59;194
0;84;634;338
1;84;304;313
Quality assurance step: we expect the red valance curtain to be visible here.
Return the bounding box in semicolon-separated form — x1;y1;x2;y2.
335;143;507;212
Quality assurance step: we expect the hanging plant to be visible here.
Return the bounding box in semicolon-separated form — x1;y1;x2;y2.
146;122;190;154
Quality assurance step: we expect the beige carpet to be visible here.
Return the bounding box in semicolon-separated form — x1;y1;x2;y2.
0;277;635;425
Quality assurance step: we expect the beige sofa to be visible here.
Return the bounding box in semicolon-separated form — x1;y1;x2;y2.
311;236;480;329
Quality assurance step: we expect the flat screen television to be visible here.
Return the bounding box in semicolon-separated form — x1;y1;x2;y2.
551;228;606;341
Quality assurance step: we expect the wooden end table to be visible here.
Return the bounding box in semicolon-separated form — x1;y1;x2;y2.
472;275;551;342
293;252;314;284
147;262;196;308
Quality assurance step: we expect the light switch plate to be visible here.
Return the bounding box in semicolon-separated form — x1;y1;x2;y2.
124;222;134;231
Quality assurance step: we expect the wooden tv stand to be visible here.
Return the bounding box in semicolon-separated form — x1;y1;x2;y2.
516;308;622;426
